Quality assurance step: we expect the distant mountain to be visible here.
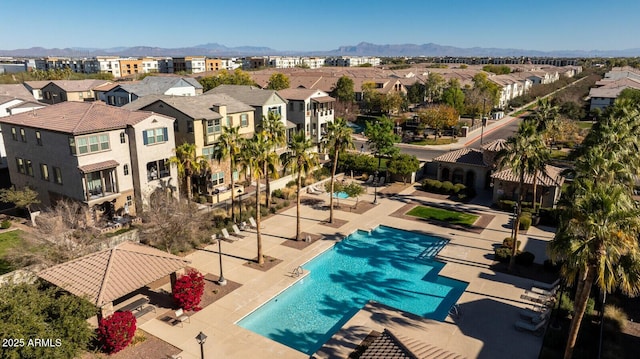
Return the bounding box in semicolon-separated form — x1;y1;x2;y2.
1;42;639;58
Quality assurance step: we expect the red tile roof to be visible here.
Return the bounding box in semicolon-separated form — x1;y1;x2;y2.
0;101;169;135
38;241;190;306
491;165;564;187
433;148;487;167
360;329;466;359
78;160;119;174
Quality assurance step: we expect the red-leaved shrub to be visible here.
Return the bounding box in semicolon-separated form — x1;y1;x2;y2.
97;311;137;354
173;269;205;311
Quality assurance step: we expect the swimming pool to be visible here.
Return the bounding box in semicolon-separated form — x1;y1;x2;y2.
237;225;468;355
332;191;349;199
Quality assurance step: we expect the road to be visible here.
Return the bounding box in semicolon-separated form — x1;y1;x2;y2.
465;116;522;149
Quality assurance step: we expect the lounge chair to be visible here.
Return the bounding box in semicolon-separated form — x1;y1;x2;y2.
529;286;558;297
519;307;551;323
220;228;237;242
314;185;326;193
307;186;320;195
231;224;245;238
515;318;548;335
377;176;385;186
174;308;190;327
249;217;261;229
532;278;560;291
521;293;555;305
365;176;374;184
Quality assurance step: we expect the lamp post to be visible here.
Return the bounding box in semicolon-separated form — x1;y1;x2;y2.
511;203;518;239
237;189;243;222
373;170;379;204
212;235;227;286
195;331;207;359
481;98;487;145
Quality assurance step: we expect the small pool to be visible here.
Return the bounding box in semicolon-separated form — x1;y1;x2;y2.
332;191;349;199
237;225;468;355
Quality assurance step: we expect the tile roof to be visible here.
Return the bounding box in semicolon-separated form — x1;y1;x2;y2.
0;101;166;135
0;84;35;101
481;139;508;152
492;165;564;187
49;79;112;92
38;241;190;307
311;96;335;103
123;93;252;119
277;88;321;100
360;329;466;359
433;148;487;167
93;82;120;92
23;80;51;90
205;84;286;106
120;76;202;97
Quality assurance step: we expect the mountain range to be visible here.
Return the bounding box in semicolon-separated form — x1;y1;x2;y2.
1;42;639;58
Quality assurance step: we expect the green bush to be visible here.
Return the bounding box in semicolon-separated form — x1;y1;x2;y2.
519;213;532;230
515;251;535;266
272;189;285;199
286;180;297;188
502;237;521;250
431;180;443;192
441;181;454;193
283;200;290;207
453;183;466;194
494;247;511;263
0;219;11;229
260;207;269;217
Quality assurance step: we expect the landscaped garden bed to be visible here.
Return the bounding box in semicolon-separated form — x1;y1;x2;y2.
406;205;478;226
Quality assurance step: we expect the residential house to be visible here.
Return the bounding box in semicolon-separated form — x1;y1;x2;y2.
102;76;203;107
123;93;255;201
23;80;51;100
205;84;292;140
491;165;564;208
489;75;532;109
0;102;179;216
277;88;335;150
0;90;45;168
588;77;640;111
40;79;112;104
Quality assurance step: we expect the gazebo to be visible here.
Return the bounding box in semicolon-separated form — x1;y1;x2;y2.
38;241;190;320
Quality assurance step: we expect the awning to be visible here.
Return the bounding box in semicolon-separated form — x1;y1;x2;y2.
78;160;119;173
286;120;297;129
311;96;335;103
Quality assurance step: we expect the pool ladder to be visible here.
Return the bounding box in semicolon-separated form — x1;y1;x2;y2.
292;266;304;277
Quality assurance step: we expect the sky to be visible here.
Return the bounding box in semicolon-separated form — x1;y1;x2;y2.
2;0;639;52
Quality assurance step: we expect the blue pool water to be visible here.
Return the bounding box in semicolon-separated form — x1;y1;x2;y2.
332;191;349;199
237;225;468;355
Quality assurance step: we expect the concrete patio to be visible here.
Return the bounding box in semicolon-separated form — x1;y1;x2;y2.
139;183;556;359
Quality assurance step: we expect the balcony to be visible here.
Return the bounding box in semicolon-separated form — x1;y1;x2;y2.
79;161;120;205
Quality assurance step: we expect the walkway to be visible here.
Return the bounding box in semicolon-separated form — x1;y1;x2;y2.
140;183;555;359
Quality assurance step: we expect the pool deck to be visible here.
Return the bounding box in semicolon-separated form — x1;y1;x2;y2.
139;184;556;359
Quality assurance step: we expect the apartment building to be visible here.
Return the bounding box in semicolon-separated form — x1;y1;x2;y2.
0;102;178;215
123;93;255;200
277;88;335;149
325;56;381;67
173;57;206;74
119;58;143;76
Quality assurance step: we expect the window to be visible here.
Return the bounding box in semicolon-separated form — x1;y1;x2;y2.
202;147;214;160
126;195;133;207
206;119;221;135
11;127;17;141
299;102;304;111
226;116;232;127
120;132;126;144
35;131;42;145
240;114;248;127
108;96;115;105
40;163;49;181
187;121;194;133
146;159;170;181
53;167;62;184
26;160;33;177
268;106;281;115
143;127;168;145
20;128;26;142
123;164;129;176
289;102;294;111
211;171;224;186
173;120;179;132
68;137;76;155
15;158;24;174
75;134;109;154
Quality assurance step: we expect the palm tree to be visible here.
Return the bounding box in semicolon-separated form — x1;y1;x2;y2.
213;125;243;222
239;132;270;265
260;112;287;209
322;117;354;223
533;98;560;148
281;131;318;241
496;120;548;271
169;143;210;200
550;181;640;359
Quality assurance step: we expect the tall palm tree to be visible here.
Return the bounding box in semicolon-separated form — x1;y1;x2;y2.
533;98;560;148
496;120;548;271
322;117;354;223
260;112;287;209
281;131;318;241
213;125;243;222
239;132;270;265
550;181;640;359
169;143;210;200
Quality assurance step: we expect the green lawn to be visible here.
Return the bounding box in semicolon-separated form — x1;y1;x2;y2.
408;138;455;146
0;230;24;274
406;206;479;226
576;121;594;130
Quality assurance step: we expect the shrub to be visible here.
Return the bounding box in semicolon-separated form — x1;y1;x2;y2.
494;247;511;263
312;167;330;180
283;200;290;207
441;181;454;193
286;180;297;188
604;305;628;332
0;219;11;229
260;207;269;217
453;183;466;194
431;180;443;193
515;251;535;266
519;213;532;230
173;269;205;311
97;311;137;354
272;189;285;199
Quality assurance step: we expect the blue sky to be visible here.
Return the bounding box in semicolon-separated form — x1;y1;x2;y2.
2;0;638;52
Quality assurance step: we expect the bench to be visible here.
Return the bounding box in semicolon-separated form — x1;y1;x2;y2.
134;304;156;318
117;297;150;313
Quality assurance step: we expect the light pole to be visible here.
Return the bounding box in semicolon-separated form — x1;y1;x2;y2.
481;98;487;145
237;189;243;222
373;170;379;204
213;234;227;286
510;204;518;239
195;331;207;359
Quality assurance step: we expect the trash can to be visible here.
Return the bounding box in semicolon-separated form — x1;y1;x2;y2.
461;126;469;137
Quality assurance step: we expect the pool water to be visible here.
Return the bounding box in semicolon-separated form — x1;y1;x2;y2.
332;191;349;199
237;226;468;355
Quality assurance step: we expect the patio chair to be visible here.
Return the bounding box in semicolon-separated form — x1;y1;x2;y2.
515;317;548;335
220;228;237;241
365;176;374;184
231;224;246;238
520;293;555;306
249;217;262;229
174;308;190;327
377;177;385;186
528;285;558;297
519;307;551;323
